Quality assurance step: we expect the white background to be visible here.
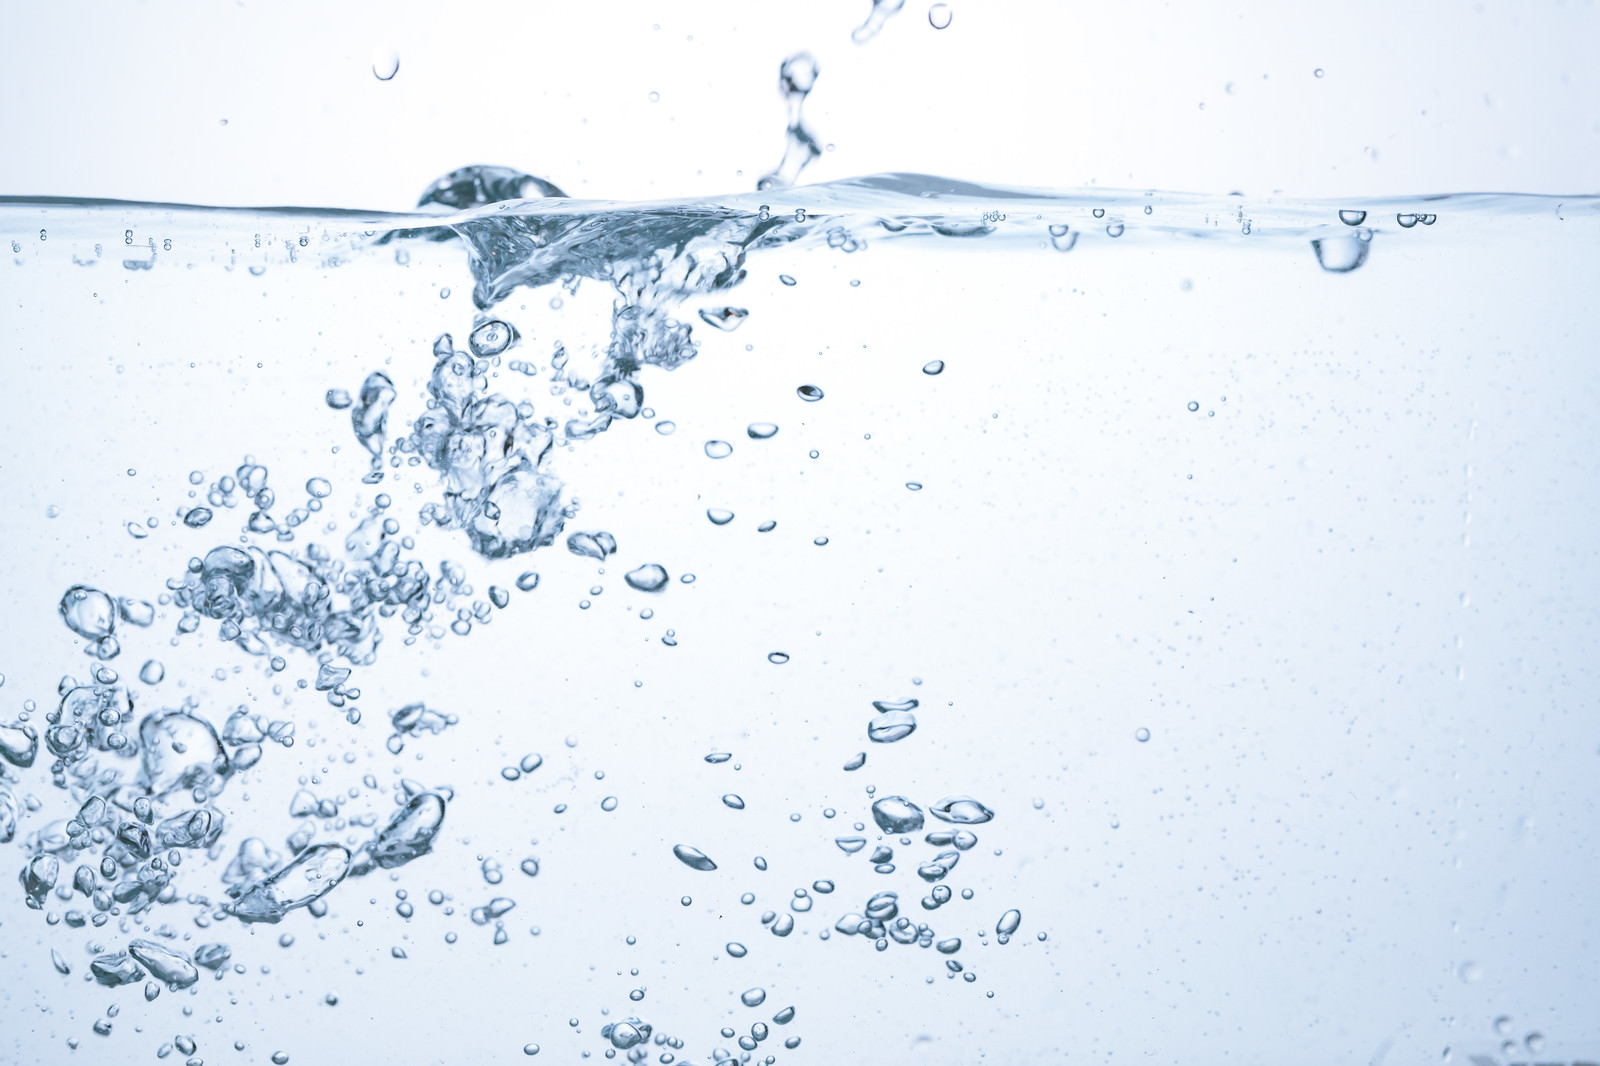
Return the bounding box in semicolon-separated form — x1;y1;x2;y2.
1;0;1598;207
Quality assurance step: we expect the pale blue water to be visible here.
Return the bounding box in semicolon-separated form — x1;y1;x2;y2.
1;171;1598;1064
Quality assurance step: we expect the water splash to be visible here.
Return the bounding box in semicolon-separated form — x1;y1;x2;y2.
852;0;905;43
757;54;824;192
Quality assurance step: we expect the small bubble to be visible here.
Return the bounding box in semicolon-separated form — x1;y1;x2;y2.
922;360;945;375
1105;221;1124;238
768;651;790;665
523;1044;540;1055
741;987;767;1007
1314;67;1324;77
779;274;797;286
747;422;779;439
654;420;676;435
1135;727;1150;742
796;384;824;402
704;440;733;459
371;47;400;81
1338;209;1367;226
707;508;735;525
927;3;952;28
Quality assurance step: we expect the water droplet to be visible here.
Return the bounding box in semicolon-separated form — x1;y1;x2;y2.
768;651;789;664
740;987;767;1007
624;564;669;592
747;422;779;439
523;1044;540;1056
371;47;400;81
705;440;733;459
1338;209;1367;226
796;384;824;402
707;508;735;525
1135;727;1150;742
927;3;952;28
672;844;718;872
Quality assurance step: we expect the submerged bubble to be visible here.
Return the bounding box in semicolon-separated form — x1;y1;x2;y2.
1135;727;1150;742
868;709;917;743
1311;231;1373;273
707;508;735;525
228;844;350;924
796;384;824;402
927;3;953;28
1338;209;1367;226
566;531;617;560
722;794;745;809
843;752;866;771
624;564;669;592
672;844;718;872
468;319;518;357
704;440;733;459
767;651;789;664
871;796;925;833
740;987;767;1007
928;795;994;824
922;359;945;375
59;585;116;641
996;909;1022;936
325;389;352;410
746;422;779;439
371;47;400;81
698;306;749;331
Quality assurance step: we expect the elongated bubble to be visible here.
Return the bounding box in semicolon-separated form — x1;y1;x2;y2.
227;843;351;924
673;844;718;871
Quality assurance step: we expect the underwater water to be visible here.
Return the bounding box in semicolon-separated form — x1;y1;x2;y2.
1;169;1599;1066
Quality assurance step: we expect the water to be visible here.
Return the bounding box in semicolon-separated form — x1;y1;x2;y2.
2;164;1599;1066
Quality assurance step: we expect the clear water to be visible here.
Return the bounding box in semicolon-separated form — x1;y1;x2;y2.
2;168;1598;1066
